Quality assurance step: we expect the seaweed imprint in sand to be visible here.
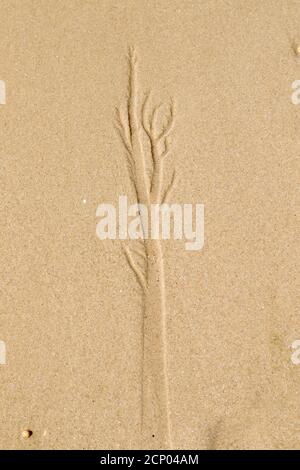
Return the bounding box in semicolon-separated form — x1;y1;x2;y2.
115;48;176;449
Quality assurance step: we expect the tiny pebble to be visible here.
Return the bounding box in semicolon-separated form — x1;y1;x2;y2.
21;430;32;439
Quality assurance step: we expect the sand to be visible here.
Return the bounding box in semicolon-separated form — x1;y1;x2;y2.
0;0;299;449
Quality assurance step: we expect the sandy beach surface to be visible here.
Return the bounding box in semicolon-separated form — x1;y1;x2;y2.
0;0;299;449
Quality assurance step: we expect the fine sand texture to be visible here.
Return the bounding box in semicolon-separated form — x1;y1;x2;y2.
0;0;299;449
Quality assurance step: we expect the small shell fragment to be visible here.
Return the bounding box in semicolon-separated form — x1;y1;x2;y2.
21;429;33;439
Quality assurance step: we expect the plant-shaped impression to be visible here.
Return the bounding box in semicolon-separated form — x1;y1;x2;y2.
115;48;176;449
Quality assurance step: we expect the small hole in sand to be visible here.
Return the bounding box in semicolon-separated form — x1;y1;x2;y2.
152;434;155;438
21;429;33;439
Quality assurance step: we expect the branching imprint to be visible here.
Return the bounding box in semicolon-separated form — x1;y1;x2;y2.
115;47;176;449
